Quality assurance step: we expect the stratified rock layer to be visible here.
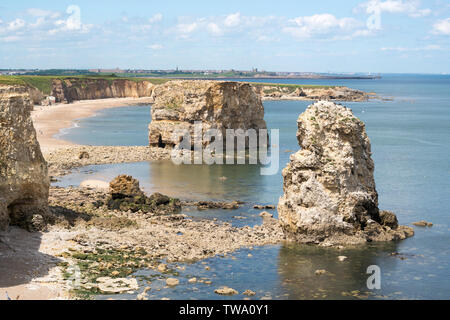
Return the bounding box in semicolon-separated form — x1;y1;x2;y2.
148;81;267;149
278;101;413;245
0;85;49;230
52;78;155;103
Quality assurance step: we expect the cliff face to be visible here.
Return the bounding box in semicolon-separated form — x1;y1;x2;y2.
0;85;49;231
278;101;413;245
52;78;155;103
254;85;370;102
148;80;267;149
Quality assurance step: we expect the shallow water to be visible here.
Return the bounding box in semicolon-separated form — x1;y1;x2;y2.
56;74;450;299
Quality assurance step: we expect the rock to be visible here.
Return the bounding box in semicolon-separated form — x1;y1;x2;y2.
278;101;414;245
214;286;238;296
379;211;398;229
107;175;181;215
137;292;148;300
413;221;433;227
243;290;256;296
254;205;276;210
192;201;240;210
79;151;90;160
0;85;50;231
338;256;348;262
157;264;168;273
166;278;179;286
148;81;267;150
259;211;273;219
188;278;197;284
109;175;144;199
315;270;327;276
96;277;139;294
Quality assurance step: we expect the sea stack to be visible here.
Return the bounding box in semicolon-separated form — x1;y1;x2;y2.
148;80;267;149
278;101;414;245
0;85;50;231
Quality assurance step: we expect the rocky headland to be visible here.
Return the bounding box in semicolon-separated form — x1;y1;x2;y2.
254;84;373;102
278;101;414;245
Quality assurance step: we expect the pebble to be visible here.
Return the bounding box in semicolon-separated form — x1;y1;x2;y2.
243;290;256;296
214;287;238;296
188;278;197;284
315;270;327;276
166;278;179;287
157;264;168;273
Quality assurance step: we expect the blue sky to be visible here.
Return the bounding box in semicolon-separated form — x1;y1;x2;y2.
0;0;449;73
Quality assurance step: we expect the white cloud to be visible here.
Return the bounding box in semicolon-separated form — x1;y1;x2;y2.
177;22;198;34
1;36;21;42
432;18;450;35
207;23;223;35
26;8;60;18
381;44;441;51
7;18;26;31
148;44;163;50
283;14;364;39
357;0;431;18
224;12;241;27
149;13;163;24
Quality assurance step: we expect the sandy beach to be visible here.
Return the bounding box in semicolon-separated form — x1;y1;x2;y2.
32;97;154;152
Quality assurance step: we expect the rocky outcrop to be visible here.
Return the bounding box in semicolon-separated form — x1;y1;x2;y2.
106;175;181;215
51;78;155;103
254;85;371;102
278;101;413;245
0;85;50;231
148;80;267;149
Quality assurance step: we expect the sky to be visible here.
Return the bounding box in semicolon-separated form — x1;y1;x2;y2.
0;0;449;73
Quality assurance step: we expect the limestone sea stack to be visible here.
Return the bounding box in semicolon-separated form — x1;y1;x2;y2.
148;80;267;149
278;101;414;245
0;85;50;231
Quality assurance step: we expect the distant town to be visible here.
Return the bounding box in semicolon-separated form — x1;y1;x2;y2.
0;68;381;79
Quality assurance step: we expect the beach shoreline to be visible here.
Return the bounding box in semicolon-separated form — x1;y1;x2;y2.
32;97;154;153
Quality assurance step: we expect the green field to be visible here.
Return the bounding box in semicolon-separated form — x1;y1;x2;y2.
0;75;170;95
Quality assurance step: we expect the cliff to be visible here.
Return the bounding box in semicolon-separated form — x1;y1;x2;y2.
51;78;156;103
148;80;267;149
0;85;50;231
278;101;413;245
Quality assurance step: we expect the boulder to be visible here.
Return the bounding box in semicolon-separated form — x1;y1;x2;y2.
278;101;414;245
148;80;267;149
107;175;181;215
0;85;49;231
109;175;144;200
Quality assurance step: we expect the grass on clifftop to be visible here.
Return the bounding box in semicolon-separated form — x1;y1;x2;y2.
0;75;170;95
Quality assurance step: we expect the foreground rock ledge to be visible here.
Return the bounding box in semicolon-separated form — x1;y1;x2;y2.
148;80;267;149
278;101;414;245
0;85;50;231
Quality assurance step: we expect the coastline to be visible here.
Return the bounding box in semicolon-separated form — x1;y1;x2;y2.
32;97;154;153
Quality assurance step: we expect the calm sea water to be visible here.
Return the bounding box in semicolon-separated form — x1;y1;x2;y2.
56;74;450;299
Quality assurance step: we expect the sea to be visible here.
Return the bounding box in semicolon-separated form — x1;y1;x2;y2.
54;74;450;300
